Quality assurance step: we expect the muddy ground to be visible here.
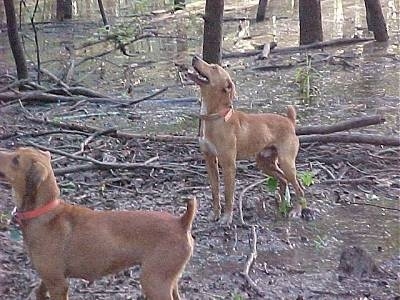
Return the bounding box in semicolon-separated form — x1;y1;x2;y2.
1;1;400;299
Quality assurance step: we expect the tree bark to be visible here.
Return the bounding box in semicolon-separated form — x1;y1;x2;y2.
202;0;224;64
3;0;28;80
256;0;268;22
363;0;389;41
299;0;323;45
64;0;72;19
56;0;72;21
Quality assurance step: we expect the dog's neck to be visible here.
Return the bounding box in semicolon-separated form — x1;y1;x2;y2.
14;174;60;212
200;92;233;115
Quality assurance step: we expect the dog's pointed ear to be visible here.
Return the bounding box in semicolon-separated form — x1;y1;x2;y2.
224;78;236;101
26;161;48;196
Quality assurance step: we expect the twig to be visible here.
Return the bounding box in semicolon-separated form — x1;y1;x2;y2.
241;226;265;297
114;87;169;107
238;178;266;225
347;201;400;212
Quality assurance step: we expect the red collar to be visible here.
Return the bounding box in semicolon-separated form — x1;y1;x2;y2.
13;199;60;225
200;107;233;122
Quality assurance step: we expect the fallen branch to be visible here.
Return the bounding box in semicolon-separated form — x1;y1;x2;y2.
114;87;169;107
26;141;206;178
0;91;123;105
296;115;385;135
241;226;265;297
299;133;400;146
347;201;400;212
24;113;399;146
223;37;374;59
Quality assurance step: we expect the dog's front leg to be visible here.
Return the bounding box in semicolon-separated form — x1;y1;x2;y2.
41;277;69;300
35;281;49;300
219;156;236;225
204;153;221;221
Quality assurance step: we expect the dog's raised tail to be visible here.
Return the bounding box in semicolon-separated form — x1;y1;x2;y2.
287;105;297;125
180;196;197;231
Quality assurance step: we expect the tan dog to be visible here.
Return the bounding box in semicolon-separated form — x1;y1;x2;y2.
0;147;196;300
187;55;304;225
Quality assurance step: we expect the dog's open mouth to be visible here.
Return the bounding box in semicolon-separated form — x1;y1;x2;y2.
185;66;209;85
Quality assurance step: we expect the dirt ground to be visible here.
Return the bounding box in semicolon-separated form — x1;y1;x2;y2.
1;1;400;299
0;100;399;300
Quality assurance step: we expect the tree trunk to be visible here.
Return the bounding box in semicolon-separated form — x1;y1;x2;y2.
56;0;72;21
98;0;108;26
3;0;28;80
256;0;268;22
202;0;224;64
64;0;72;19
56;0;65;21
299;0;323;45
363;0;389;41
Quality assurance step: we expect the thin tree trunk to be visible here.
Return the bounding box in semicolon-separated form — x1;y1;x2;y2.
256;0;268;22
56;0;65;21
3;0;28;80
202;0;224;64
56;0;72;20
64;0;72;19
363;0;389;41
299;0;323;45
98;0;108;26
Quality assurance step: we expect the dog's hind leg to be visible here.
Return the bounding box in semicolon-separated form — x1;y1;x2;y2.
256;147;288;207
276;152;305;218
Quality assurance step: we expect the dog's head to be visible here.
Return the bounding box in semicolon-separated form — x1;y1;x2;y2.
187;56;236;103
0;147;59;209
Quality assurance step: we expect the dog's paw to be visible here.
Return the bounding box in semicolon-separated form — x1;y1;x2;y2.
288;203;302;218
219;213;233;226
208;210;220;222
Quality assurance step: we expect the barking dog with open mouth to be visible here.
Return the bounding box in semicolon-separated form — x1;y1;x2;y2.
186;55;305;225
0;147;196;300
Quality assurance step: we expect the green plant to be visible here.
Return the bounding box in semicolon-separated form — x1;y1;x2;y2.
295;54;321;103
299;170;315;187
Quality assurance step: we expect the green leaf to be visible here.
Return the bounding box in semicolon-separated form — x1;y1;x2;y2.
266;176;278;193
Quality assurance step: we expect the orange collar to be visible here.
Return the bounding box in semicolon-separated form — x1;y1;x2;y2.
13;199;60;225
200;107;233;122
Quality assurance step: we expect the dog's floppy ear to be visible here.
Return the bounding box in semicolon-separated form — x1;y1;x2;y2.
224;78;236;101
25;161;49;201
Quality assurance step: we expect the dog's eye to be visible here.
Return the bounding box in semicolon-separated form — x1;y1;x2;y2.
12;155;19;166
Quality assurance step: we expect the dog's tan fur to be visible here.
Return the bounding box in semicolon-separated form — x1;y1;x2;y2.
0;147;196;300
187;56;304;224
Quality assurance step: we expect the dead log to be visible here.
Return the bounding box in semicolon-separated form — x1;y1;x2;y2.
0;91;123;105
22;114;398;146
296;115;386;135
223;37;374;59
